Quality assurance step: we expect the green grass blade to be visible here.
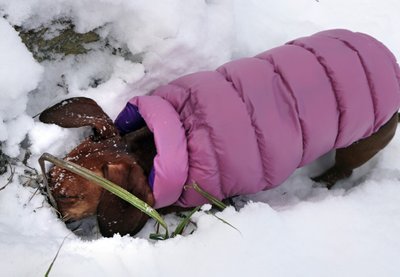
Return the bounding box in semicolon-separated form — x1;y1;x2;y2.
45;235;69;277
206;211;241;235
172;206;201;237
39;152;169;238
189;182;227;210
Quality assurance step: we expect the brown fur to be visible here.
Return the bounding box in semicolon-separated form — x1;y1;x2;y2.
39;97;398;237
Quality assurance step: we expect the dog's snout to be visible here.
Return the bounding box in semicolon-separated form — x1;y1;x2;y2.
65;215;100;238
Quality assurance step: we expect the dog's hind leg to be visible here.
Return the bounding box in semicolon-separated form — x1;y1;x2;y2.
313;113;398;188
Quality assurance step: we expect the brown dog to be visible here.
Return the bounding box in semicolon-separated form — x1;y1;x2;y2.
40;98;157;236
39;97;398;237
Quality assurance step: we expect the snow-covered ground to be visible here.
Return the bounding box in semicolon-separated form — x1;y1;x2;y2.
1;0;400;276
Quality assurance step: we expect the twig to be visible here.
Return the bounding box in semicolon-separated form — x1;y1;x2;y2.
27;187;40;204
0;183;8;191
0;164;15;191
22;163;39;173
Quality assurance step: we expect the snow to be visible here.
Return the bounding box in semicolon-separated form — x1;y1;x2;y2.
1;0;400;276
0;18;42;155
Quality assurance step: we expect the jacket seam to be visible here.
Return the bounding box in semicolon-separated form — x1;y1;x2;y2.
216;66;272;187
323;35;377;129
187;83;225;199
288;41;342;146
358;33;400;95
255;55;307;164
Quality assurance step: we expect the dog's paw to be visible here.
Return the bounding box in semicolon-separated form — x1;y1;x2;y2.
312;167;353;189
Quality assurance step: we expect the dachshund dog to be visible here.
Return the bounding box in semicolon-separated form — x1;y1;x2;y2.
40;101;398;237
39;29;400;237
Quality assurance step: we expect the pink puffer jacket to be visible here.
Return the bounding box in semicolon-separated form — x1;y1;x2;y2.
115;29;400;208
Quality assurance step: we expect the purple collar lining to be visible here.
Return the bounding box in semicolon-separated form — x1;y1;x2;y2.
114;102;155;190
114;102;145;136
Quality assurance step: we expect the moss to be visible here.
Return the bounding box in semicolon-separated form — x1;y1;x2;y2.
14;19;142;65
16;21;100;62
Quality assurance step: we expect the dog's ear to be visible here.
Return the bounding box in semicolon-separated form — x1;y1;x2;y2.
97;162;154;237
39;97;118;140
122;126;156;174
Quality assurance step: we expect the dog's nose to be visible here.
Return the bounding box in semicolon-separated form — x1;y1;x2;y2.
65;216;101;239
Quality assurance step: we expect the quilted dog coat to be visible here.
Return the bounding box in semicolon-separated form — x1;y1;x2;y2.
115;29;400;208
